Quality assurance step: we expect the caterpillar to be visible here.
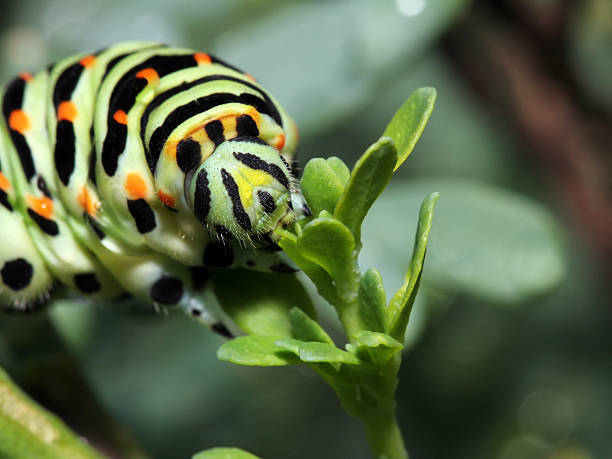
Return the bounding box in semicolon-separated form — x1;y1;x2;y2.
0;42;309;334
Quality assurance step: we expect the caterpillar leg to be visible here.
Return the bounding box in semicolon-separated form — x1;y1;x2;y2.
0;180;53;310
82;228;235;336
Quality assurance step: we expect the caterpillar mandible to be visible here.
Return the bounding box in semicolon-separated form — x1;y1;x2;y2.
0;42;309;333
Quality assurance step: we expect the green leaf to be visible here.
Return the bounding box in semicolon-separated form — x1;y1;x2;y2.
301;157;349;215
0;367;103;459
274;339;361;365
383;87;437;171
326;156;351;186
358;268;387;333
353;331;404;366
299;342;361;365
274;338;303;355
289;307;334;345
193;447;261;459
334;138;397;244
297;217;355;286
217;335;297;366
389;192;439;340
361;179;568;304
212;269;314;338
277;230;338;305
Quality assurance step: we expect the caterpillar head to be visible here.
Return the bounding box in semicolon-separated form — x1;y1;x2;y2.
187;136;296;244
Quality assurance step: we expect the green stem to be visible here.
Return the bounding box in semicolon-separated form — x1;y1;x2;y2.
361;410;408;459
336;253;363;340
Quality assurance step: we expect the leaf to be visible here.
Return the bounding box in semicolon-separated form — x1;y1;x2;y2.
217;335;298;366
0;367;103;459
334;138;397;244
361;179;567;304
297;217;355;286
382;87;437;171
301;157;348;215
353;331;403;366
358;268;387;333
212;269;314;339
289;307;334;345
325;157;351;186
274;338;303;355
276;230;338;305
389;192;439;340
193;447;261;459
298;342;361;365
274;339;361;365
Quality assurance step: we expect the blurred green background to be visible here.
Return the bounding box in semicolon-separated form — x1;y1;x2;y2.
0;1;611;458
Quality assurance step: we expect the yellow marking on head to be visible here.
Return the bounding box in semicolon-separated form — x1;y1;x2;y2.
231;168;275;209
232;172;254;209
241;168;273;187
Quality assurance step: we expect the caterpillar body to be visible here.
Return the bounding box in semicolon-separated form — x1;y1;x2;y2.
0;42;308;332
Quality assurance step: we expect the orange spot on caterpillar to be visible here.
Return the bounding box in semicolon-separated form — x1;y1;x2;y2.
27;195;54;219
245;73;256;82
19;72;33;82
79;55;96;67
77;186;98;216
113;109;128;125
274;132;286;151
194;52;212;65
9;110;30;134
246;107;261;123
57;101;78;122
124;173;147;199
157;189;175;208
136;68;159;84
0;172;11;192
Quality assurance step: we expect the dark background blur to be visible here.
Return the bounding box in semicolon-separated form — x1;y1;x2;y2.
0;1;610;458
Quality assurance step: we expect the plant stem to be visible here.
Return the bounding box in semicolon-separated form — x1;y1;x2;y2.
336;254;364;340
361;409;408;459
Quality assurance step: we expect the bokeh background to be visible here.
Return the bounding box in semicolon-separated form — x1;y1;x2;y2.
0;1;611;458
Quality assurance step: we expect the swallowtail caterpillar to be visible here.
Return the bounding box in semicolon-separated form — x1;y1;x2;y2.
0;42;310;334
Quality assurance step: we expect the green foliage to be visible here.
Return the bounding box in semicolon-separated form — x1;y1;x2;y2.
358;268;387;333
334;138;397;245
0;366;103;459
388;191;439;340
216;335;297;366
217;87;439;459
301;157;349;215
383;87;437;171
297;217;355;289
362;179;567;305
212;270;315;338
352;331;404;366
288;307;334;345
